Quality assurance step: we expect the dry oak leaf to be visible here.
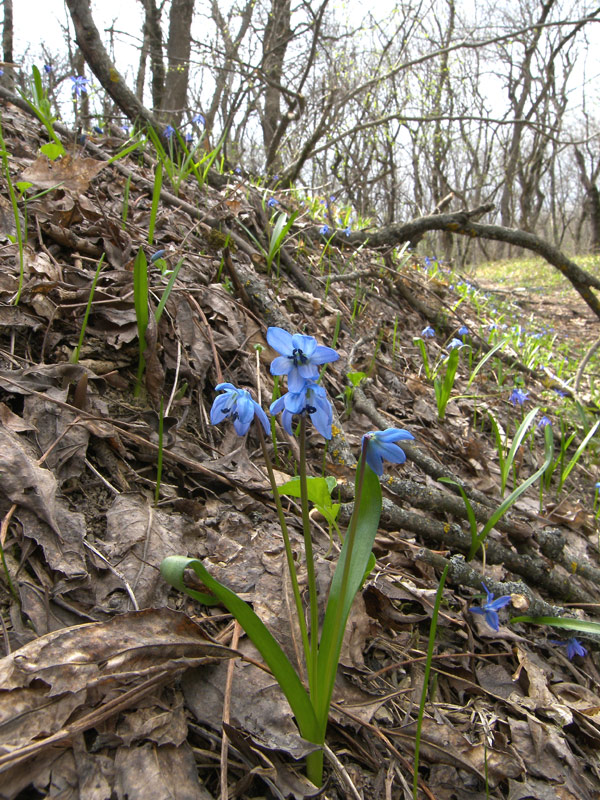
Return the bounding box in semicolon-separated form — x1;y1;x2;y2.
20;154;107;194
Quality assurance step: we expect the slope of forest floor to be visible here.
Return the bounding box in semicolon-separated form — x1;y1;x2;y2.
1;99;600;800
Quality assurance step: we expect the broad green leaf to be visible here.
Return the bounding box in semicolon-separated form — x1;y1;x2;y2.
160;555;320;742
315;460;382;731
40;142;65;160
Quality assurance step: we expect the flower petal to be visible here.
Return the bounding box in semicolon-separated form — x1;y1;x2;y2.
309;344;339;365
375;428;415;443
270;356;292;376
288;368;309;392
291;333;317;356
373;440;407;465
267;327;293;355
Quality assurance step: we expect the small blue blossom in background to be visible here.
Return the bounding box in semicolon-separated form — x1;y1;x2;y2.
537;415;551;428
184;132;193;144
234;165;242;175
320;224;330;236
509;388;529;406
344;226;351;237
362;428;414;476
0;69;3;77
71;76;90;97
267;197;278;208
164;125;175;139
551;637;587;660
270;381;333;439
458;325;469;336
553;388;567;398
329;195;336;203
447;338;463;350
488;323;498;331
421;325;435;338
44;64;53;74
150;250;166;263
470;583;511;631
192;113;205;126
210;383;270;436
92;125;104;135
267;327;339;392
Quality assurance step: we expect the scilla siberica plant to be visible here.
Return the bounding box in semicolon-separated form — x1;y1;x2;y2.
161;327;413;787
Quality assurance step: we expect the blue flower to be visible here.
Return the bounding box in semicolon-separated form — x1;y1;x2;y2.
320;224;330;236
270;381;333;439
488;323;498;331
192;113;205;126
150;250;166;263
537;415;551;428
470;583;511;631
447;338;463;350
344;226;351;237
71;75;89;97
421;325;435;338
210;383;270;436
551;637;587;660
92;125;104;135
164;125;175;139
458;325;469;336
362;428;414;476
509;388;529;406
329;195;336;203
553;388;567;398
44;64;53;74
184;132;193;143
234;166;242;175
267;197;278;208
267;327;339;392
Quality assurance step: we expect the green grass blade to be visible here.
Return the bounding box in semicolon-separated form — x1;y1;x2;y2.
510;615;600;635
155;257;184;322
148;160;163;246
133;247;149;396
70;253;106;364
480;423;553;541
558;418;600;492
503;406;539;492
438;477;479;558
466;336;510;388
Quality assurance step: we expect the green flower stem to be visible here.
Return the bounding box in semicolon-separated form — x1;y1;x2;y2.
299;415;320;696
413;564;449;800
257;424;311;679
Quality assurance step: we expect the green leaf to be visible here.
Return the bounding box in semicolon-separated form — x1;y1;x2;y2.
278;476;333;510
40;142;65;160
503;407;539;494
558;418;600;492
510;615;600;635
160;555;319;741
315;461;382;732
466;336;511;388
347;371;366;387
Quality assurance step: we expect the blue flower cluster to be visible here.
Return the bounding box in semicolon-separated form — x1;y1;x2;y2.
209;327;414;476
267;327;338;439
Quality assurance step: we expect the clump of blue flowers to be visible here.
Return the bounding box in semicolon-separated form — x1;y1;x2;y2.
470;583;512;631
509;388;529;406
164;326;416;788
551;637;587;660
210;383;269;436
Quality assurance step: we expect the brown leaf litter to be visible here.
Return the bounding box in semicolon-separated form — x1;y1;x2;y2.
0;100;599;798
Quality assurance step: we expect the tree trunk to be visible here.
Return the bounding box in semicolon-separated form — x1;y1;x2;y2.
64;0;163;136
160;0;194;126
1;0;14;91
574;147;600;253
261;0;292;173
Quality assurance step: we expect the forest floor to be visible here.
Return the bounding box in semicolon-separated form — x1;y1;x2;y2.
1;98;600;800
